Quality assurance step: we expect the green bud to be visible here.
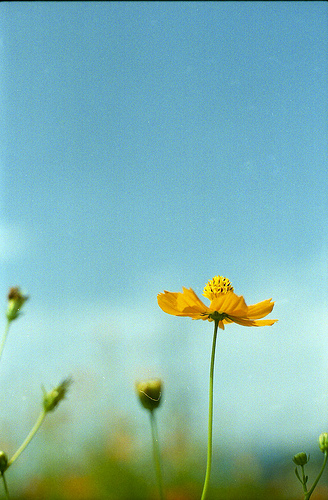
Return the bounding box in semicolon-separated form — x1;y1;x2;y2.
319;433;328;453
136;379;163;412
293;452;309;466
42;377;72;413
6;287;28;322
0;451;8;473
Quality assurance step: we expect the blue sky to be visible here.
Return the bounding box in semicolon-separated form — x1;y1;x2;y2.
0;1;327;473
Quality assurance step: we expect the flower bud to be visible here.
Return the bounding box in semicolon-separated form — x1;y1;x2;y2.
136;379;163;412
293;452;309;466
42;377;72;413
6;287;28;322
319;433;328;453
0;451;8;473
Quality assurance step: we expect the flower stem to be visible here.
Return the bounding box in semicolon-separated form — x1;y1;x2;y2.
1;473;10;498
150;410;165;500
305;450;328;499
7;409;47;468
0;320;10;364
201;319;219;500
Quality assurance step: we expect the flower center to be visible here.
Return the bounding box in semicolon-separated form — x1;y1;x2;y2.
203;275;234;300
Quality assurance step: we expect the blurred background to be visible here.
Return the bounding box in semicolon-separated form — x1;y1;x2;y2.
0;1;327;498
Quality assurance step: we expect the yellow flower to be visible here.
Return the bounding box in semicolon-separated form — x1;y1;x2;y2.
157;275;277;330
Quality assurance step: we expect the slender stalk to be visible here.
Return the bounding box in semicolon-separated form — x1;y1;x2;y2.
305;450;328;500
201;319;219;500
7;409;47;468
150;410;165;500
1;473;10;498
0;321;10;363
300;465;308;496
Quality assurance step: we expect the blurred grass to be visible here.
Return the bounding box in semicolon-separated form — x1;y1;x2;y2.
3;414;328;500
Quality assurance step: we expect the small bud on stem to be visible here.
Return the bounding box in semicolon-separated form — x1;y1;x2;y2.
6;287;28;322
136;379;163;412
43;377;73;413
293;452;309;466
0;452;8;474
319;433;328;453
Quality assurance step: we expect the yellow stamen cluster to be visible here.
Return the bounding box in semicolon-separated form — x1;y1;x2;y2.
203;276;234;300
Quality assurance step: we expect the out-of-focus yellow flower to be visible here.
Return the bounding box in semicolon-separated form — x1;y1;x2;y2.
157;275;277;330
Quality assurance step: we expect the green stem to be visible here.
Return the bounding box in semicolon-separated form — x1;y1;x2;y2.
301;465;308;496
150;410;165;500
305;450;328;500
1;473;10;498
0;321;11;364
6;409;47;469
201;319;219;500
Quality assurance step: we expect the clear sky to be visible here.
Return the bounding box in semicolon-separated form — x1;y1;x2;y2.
0;1;327;469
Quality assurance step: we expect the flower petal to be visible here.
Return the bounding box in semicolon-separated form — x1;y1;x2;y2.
246;299;275;319
209;292;248;317
253;319;278;326
227;316;278;327
157;288;209;318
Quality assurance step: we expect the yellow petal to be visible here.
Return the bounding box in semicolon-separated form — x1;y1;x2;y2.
157;288;209;318
253;319;278;326
246;299;275;319
228;316;278;327
209;291;248;317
